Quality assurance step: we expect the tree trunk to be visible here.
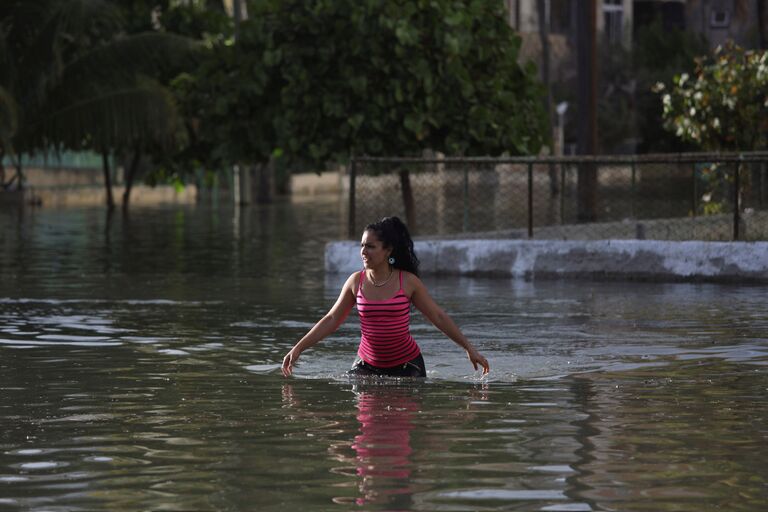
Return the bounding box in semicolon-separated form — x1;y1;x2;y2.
102;151;115;210
1;155;20;190
234;164;253;205
399;169;416;234
122;148;141;210
13;156;23;190
256;161;273;203
0;148;5;188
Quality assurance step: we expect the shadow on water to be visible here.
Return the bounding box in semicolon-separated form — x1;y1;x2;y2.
1;199;767;511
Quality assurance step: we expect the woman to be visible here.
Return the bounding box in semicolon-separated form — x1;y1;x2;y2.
281;216;490;378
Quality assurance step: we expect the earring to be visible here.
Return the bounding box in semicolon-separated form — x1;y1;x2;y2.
388;257;395;265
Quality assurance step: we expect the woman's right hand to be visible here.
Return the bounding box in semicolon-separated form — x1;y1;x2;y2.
281;348;301;377
467;347;490;375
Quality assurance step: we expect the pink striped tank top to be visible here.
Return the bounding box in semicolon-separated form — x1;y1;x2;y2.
356;270;421;368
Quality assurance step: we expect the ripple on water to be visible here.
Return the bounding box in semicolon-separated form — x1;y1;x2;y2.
157;349;190;356
541;504;593;511
83;456;113;463
437;488;567;500
0;476;29;482
16;461;68;471
0;338;122;347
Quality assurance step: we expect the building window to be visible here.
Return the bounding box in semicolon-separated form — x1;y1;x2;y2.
710;10;731;28
550;0;573;34
603;0;624;43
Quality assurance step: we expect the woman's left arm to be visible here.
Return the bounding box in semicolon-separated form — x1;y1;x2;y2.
409;275;490;374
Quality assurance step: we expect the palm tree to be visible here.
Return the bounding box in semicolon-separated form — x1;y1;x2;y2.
1;0;199;207
0;8;20;189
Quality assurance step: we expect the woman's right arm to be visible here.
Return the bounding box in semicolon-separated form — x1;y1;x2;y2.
281;273;358;376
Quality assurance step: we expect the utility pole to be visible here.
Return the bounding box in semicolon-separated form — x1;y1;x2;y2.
576;0;598;222
233;0;245;39
758;0;767;49
537;0;559;197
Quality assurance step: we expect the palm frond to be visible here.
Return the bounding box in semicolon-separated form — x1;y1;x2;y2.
10;0;123;110
0;85;19;153
29;80;182;152
0;20;11;90
53;32;202;104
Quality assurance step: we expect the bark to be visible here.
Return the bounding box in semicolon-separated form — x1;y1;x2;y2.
256;161;273;203
399;169;416;234
577;163;598;222
12;156;23;190
102;151;115;210
122;148;141;210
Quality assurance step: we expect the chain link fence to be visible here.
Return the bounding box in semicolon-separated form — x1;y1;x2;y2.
347;153;768;241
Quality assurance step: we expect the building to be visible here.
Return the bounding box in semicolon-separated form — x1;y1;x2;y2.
506;0;766;57
505;0;767;153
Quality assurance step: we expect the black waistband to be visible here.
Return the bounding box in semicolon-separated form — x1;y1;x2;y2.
349;354;426;378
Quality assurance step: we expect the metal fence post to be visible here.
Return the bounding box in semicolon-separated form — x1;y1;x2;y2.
691;164;698;217
528;162;534;238
560;163;566;225
462;167;469;232
630;160;636;219
348;158;357;239
733;162;741;241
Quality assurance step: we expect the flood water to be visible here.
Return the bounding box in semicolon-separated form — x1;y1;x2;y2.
1;198;767;511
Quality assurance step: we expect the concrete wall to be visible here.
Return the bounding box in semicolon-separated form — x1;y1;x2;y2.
290;171;342;196
1;166;197;208
326;239;768;283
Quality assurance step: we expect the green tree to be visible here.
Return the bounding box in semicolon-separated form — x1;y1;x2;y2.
110;0;231;207
0;0;199;207
657;41;768;151
180;0;548;220
656;42;768;215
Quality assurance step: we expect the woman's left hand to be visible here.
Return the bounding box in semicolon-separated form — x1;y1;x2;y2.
467;348;490;375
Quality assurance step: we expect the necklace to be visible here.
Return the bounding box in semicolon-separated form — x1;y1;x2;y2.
369;268;394;287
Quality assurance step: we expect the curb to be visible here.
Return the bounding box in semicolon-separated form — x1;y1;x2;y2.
325;239;768;283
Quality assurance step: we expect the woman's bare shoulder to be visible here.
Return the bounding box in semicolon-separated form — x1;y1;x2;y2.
401;271;425;294
345;271;362;289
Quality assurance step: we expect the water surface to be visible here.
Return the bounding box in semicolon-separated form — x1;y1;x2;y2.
1;200;767;511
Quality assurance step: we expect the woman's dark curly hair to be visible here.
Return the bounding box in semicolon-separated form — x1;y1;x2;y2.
365;216;419;276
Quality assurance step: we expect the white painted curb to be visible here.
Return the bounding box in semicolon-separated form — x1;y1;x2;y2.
326;239;768;282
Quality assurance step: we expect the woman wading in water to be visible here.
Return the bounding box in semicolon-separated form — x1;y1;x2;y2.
281;216;490;378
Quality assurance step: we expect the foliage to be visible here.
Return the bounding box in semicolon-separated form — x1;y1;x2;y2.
0;0;200;160
109;1;233;186
655;42;768;216
656;41;768;151
0;88;17;157
181;0;549;172
114;0;232;45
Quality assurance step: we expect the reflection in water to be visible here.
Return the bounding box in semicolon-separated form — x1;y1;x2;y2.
350;386;419;507
282;382;420;508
